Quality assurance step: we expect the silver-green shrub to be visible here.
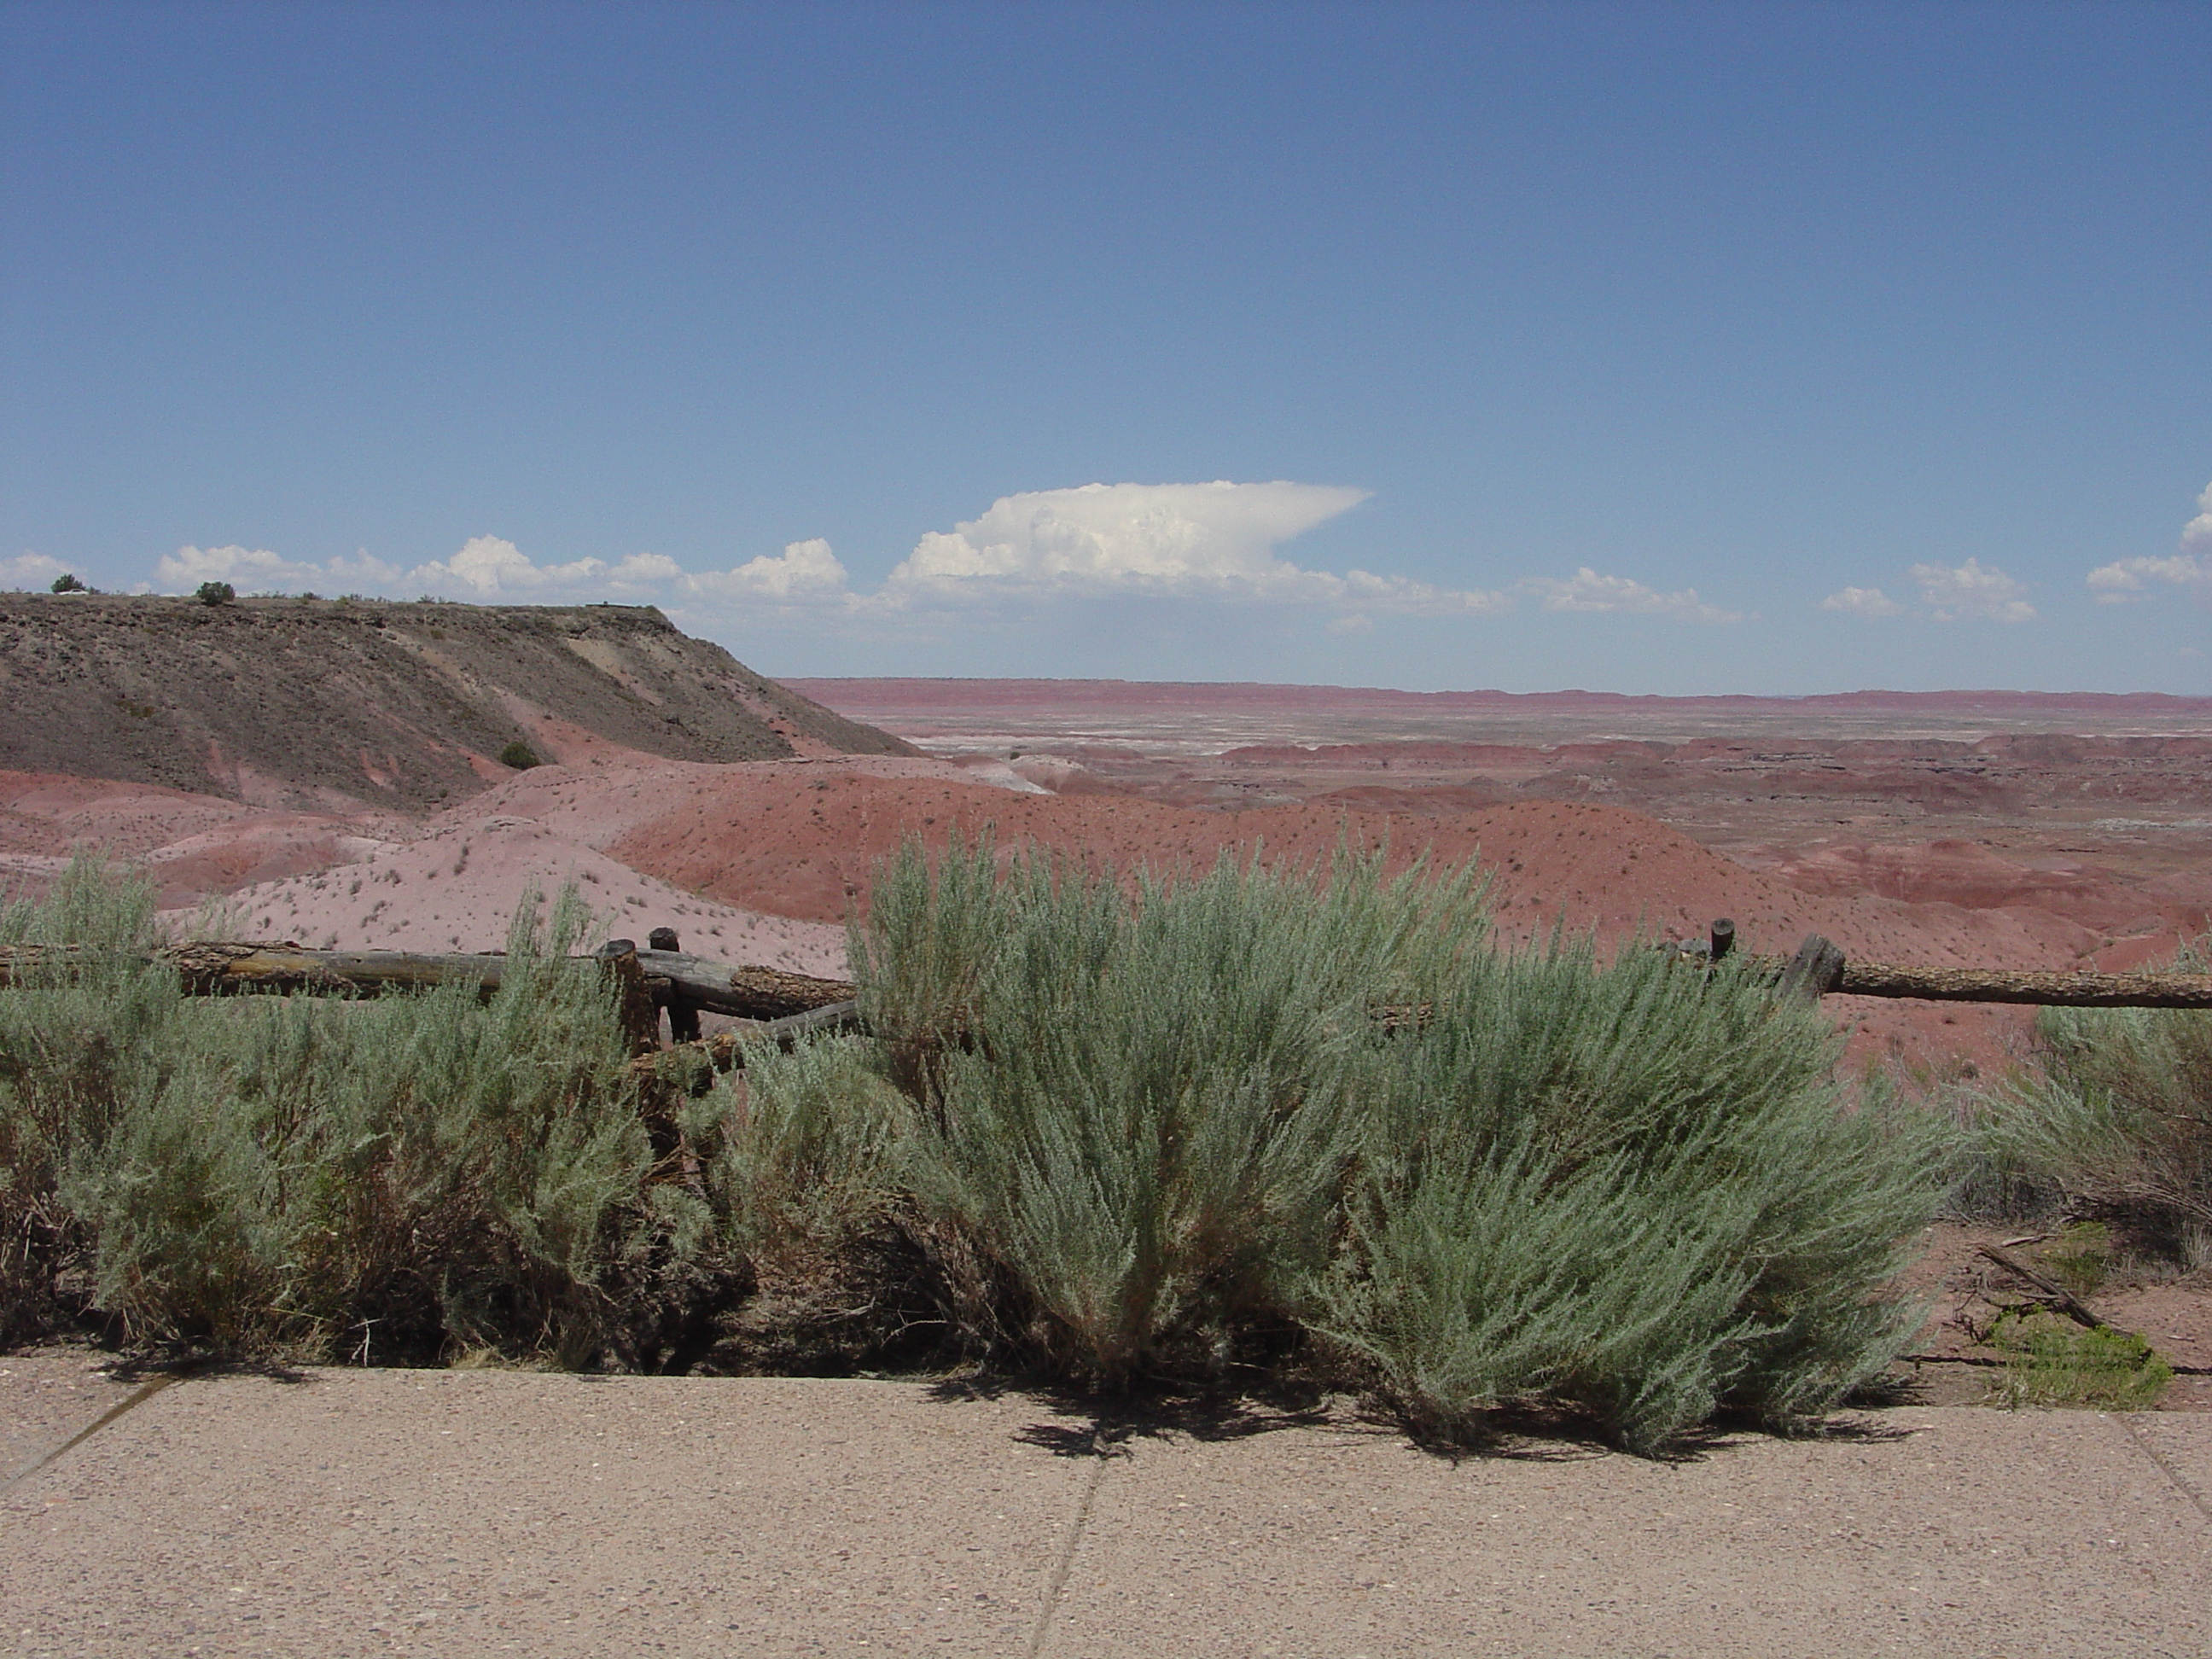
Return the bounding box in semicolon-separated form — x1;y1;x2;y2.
1317;936;1949;1453
2;861;677;1363
1975;934;2212;1263
858;836;1492;1384
849;837;1947;1448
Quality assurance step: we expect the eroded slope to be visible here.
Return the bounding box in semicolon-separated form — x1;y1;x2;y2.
0;593;913;810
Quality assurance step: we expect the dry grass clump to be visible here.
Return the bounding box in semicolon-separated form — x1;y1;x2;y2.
1970;934;2212;1269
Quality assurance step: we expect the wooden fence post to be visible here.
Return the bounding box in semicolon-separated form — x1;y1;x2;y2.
1778;933;1847;1002
596;939;662;1057
647;927;701;1044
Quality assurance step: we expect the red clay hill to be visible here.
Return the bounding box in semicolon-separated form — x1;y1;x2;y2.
6;625;2209;1076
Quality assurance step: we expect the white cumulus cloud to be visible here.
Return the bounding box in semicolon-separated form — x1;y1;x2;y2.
1819;585;1905;618
686;538;852;601
1911;557;2035;623
149;537;682;600
410;534;620;596
2086;481;2212;605
2087;553;2210;603
156;544;358;591
2186;480;2212;550
3;552;73;590
121;485;1771;633
1518;567;1743;623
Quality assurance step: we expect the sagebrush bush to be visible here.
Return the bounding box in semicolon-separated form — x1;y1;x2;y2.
837;836;1946;1446
1317;937;1951;1453
1972;934;2212;1264
854;837;1492;1386
1;859;708;1364
5;839;1955;1453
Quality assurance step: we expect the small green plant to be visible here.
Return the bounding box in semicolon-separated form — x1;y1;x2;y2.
2040;1221;2112;1297
49;573;87;594
498;740;544;770
195;580;236;606
1987;1310;2170;1411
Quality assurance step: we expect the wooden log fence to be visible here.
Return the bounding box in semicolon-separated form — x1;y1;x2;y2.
4;921;2207;1074
0;939;856;1019
1683;920;2212;1010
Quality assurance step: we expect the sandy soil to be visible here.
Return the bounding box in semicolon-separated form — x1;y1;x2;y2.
1889;1224;2212;1412
201;813;847;975
6;673;2206;1081
2;750;2159;1074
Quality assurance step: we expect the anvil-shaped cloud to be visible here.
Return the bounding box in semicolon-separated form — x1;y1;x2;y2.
880;480;1502;612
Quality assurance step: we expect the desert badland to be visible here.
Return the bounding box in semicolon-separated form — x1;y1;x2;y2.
7;594;2206;1079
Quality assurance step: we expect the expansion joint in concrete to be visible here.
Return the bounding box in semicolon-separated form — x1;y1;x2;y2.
1;1371;183;1498
2114;1412;2212;1531
1024;1423;1121;1659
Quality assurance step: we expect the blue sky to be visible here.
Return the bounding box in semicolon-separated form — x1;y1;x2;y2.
3;2;2206;694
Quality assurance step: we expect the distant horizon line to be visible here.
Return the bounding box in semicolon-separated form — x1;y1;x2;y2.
782;676;2212;709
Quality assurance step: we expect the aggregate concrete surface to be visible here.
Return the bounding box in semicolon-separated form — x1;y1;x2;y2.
3;1352;2208;1658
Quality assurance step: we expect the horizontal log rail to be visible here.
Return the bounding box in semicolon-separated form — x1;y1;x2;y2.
1732;934;2212;1010
5;925;2207;1022
1831;961;2212;1009
0;940;858;1022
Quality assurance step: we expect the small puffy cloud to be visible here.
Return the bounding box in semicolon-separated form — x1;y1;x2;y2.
149;537;682;601
686;538;851;602
2087;482;2212;605
1518;567;1743;623
410;534;616;596
881;480;1507;613
3;551;73;590
1819;585;1905;618
2087;553;2209;603
2185;480;2212;550
1910;557;2035;623
156;544;353;591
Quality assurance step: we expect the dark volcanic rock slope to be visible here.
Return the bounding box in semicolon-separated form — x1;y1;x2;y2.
0;594;913;809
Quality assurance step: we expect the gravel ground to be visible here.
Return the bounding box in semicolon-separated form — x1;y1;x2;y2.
3;1352;2208;1658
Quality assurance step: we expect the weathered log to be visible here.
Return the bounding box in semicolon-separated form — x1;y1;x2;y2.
1726;940;2212;1009
632;952;855;1019
633;1000;865;1076
1777;933;1847;1002
14;935;2212;1016
1835;963;2212;1009
1708;917;1735;963
0;941;861;1020
166;943;513;997
597;939;663;1057
647;928;701;1042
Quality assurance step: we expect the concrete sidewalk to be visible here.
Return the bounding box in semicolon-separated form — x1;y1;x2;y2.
3;1352;2207;1658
